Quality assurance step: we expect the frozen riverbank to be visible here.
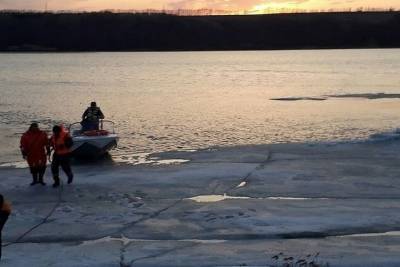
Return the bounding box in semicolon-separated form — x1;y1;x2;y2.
2;139;400;266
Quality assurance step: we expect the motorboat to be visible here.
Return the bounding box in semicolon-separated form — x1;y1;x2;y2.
68;120;119;158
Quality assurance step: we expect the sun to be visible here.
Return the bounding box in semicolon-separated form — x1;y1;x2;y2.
249;2;301;14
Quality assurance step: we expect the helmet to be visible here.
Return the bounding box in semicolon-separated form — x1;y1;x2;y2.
52;125;61;133
29;122;39;130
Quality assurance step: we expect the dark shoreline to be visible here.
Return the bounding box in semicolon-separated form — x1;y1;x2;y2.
1;47;400;54
1;11;400;52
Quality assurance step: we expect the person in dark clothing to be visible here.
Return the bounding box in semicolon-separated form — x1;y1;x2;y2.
50;125;74;188
0;194;11;260
81;102;105;131
20;123;50;185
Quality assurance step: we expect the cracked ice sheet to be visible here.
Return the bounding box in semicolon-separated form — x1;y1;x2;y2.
4;237;400;267
2;241;121;267
234;156;400;199
119;236;400;267
151;141;400;164
1;162;259;243
226;143;400;199
3;198;181;243
119;198;400;240
71;162;258;199
2;141;400;265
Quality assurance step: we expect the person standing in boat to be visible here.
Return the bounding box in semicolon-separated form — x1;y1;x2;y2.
50;125;74;188
20;123;50;186
81;102;105;131
0;194;11;260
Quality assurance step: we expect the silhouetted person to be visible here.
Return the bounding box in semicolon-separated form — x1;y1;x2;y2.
50;125;74;188
20;123;50;185
0;194;11;260
81;102;105;131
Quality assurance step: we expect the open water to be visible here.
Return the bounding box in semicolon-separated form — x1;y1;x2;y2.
1;49;400;165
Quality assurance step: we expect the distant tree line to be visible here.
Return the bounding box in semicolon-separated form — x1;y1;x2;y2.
0;11;399;51
1;7;398;16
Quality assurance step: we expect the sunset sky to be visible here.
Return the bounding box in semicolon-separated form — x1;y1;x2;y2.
0;0;399;13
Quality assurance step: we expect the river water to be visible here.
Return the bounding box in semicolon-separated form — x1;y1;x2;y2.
1;49;400;165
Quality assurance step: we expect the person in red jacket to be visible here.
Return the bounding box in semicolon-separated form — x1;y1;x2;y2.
20;123;50;186
50;125;74;188
0;194;11;260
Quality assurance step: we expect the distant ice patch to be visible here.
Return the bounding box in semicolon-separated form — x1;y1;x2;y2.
155;159;189;165
271;93;400;101
265;197;325;200
368;128;400;142
340;231;400;237
328;93;400;99
82;236;133;246
0;161;28;169
187;194;326;203
270;97;327;101
114;152;189;165
187;194;250;203
236;181;247;188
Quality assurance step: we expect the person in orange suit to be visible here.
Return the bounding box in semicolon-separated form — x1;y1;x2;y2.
50;125;74;188
20;123;50;186
0;194;11;260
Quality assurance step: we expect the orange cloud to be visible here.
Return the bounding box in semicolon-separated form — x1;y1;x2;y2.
167;0;309;10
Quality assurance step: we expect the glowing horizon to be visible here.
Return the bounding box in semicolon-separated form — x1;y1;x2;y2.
0;0;399;13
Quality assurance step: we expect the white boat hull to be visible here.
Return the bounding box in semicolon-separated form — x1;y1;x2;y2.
71;134;119;157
